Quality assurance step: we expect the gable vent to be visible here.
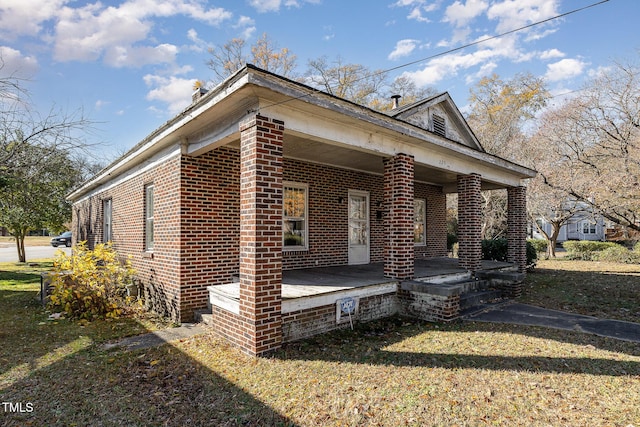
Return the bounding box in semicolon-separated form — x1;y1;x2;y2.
432;114;446;137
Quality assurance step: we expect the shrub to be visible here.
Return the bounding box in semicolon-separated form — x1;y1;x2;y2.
593;244;640;264
528;239;548;254
481;238;537;270
48;242;137;320
562;240;618;261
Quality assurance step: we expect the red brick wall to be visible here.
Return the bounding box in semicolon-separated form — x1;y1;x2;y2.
415;183;448;258
457;173;482;272
507;186;527;272
383;154;415;279
72;155;183;321
179;147;240;320
73;145;449;324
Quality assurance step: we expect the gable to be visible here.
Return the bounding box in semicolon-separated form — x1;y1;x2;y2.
390;93;484;152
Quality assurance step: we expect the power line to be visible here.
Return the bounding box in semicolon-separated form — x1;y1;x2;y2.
259;0;610;112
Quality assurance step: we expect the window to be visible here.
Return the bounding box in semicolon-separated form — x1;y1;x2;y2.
102;199;112;242
414;199;426;245
581;220;596;234
283;182;308;250
432;114;446;137
145;184;154;251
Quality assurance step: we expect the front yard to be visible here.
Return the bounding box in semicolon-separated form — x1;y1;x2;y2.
1;258;639;426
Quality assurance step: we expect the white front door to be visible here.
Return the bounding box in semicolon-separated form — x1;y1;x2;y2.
348;190;370;265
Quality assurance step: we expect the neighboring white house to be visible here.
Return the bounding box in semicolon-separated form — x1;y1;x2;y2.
533;211;606;242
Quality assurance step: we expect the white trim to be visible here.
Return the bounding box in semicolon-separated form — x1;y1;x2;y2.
282;282;397;313
71;146;181;204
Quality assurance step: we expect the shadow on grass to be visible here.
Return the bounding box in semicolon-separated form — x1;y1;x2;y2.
275;317;640;377
0;287;297;426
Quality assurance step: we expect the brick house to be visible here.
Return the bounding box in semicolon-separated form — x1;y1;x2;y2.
68;65;535;356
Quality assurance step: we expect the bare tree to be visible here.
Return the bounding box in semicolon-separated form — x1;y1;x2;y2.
206;34;297;84
0;65;96;261
535;59;640;232
305;56;388;107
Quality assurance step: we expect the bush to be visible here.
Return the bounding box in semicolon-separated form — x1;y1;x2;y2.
481;238;537;269
528;239;548;254
593;244;640;264
48;242;137;320
562;240;618;261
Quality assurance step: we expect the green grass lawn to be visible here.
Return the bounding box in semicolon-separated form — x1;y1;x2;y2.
1;258;639;426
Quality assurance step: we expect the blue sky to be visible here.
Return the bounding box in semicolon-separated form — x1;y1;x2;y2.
0;0;636;162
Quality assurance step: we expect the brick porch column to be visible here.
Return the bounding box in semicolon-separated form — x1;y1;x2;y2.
507;185;527;273
457;174;482;272
238;114;283;356
383;153;415;280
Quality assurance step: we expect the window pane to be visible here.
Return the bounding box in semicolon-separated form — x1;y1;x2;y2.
284;187;305;218
145;185;154;250
349;196;366;220
103;199;112;242
349;222;367;246
414;199;426;245
283;185;307;248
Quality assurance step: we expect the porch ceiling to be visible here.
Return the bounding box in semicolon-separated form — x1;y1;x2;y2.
227;133;496;191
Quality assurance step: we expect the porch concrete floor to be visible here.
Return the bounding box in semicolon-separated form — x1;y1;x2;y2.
212;257;514;300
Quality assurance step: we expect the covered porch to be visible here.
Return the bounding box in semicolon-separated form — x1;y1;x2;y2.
206;257;522;343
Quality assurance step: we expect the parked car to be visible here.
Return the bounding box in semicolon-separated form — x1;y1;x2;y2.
51;231;72;247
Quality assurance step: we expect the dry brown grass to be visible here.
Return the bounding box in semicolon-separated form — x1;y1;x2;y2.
1;259;639;426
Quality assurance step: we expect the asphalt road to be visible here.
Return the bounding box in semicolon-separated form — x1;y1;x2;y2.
0;245;71;262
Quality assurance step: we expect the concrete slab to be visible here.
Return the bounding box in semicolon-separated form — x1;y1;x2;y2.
465;302;640;343
103;323;206;351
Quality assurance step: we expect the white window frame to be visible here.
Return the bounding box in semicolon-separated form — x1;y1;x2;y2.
144;184;154;251
414;198;426;246
581;220;597;235
102;198;112;243
283;182;308;251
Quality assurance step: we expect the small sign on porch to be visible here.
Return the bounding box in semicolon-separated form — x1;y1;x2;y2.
336;296;359;328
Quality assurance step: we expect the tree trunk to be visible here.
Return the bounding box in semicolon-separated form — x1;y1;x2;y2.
549;222;561;258
15;234;26;263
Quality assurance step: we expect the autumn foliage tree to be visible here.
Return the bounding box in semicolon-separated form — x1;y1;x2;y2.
466;73;549;239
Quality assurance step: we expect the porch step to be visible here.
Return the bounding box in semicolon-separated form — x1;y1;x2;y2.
460;289;504;314
401;278;491;296
194;309;214;325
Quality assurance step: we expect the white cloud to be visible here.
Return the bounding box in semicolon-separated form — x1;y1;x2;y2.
444;0;488;28
544;58;586;82
401;49;494;86
105;43;179;68
249;0;319;13
235;16;256;40
487;0;559;34
51;0;231;66
388;39;419;60
95;99;109;110
393;0;440;22
0;0;66;39
0;46;39;79
540;48;564;60
144;73;195;114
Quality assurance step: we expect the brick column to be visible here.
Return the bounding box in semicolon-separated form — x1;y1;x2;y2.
508;185;527;273
457;174;482;272
238;114;283;356
383;153;415;280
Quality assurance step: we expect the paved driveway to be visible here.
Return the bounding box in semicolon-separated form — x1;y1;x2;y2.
0;245;71;262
